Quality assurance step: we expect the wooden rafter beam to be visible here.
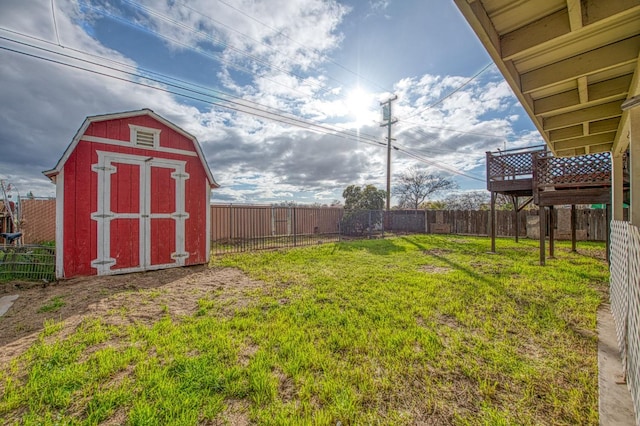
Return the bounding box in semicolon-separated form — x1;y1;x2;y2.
500;9;570;59
567;0;583;31
553;131;616;151
577;76;589;103
543;100;624;131
534;74;632;115
521;36;640;94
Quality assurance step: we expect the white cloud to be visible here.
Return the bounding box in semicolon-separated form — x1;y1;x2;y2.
134;0;349;75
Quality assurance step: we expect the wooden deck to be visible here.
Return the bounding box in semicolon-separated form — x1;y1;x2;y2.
485;147;628;264
486;148;618;206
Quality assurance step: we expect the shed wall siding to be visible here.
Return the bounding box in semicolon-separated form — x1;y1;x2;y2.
58;112;212;278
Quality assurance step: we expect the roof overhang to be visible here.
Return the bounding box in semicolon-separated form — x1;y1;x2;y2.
453;0;640;157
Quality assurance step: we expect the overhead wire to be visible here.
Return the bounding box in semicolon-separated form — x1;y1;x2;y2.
79;2;517;155
399;62;493;120
401;119;544;143
79;1;328;99
0;35;488;180
1;1;498;182
392;145;485;182
0;26;383;144
0;40;488;181
0;40;390;148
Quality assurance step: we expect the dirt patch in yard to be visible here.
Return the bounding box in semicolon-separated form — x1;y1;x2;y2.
420;265;452;274
0;266;266;364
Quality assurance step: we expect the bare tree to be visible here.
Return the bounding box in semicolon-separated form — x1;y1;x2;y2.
393;167;457;209
442;191;490;210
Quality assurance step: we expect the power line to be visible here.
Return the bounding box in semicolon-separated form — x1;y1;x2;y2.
0;26;383;144
0;38;492;180
400;120;544;144
0;38;490;181
393;144;485;182
0;41;487;182
81;0;329;98
400;62;493;120
90;0;382;101
44;3;510;154
0;40;389;148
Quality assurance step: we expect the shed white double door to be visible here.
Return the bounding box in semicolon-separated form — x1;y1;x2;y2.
91;151;189;275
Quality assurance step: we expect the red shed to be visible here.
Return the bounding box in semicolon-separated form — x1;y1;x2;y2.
44;109;218;279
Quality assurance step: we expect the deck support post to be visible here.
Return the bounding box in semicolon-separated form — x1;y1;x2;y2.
605;203;611;263
549;206;555;259
571;205;577;252
539;205;545;266
611;154;624;221
490;191;496;253
513;196;519;243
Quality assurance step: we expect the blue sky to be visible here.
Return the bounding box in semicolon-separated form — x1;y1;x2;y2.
0;0;544;205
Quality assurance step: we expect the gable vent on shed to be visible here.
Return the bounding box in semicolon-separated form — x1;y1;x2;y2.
136;130;155;147
129;124;160;148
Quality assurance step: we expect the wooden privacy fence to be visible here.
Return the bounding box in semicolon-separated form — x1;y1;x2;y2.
426;210;525;236
209;205;608;254
210;205;344;252
15;200;608;248
20;199;56;244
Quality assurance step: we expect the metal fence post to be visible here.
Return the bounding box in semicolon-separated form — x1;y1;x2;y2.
293;207;297;247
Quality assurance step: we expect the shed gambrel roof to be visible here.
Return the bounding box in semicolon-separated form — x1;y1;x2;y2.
454;0;640;157
44;108;219;188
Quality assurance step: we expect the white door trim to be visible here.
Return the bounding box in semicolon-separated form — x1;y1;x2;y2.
91;151;189;275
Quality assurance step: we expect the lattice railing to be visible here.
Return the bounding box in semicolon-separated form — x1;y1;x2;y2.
486;148;545;182
628;224;640;424
534;152;611;188
609;220;640;423
610;221;630;370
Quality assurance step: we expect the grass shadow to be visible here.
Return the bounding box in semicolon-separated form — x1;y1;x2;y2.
332;238;407;255
400;236;499;287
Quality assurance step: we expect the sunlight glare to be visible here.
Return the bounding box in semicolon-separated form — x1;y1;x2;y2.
346;87;374;127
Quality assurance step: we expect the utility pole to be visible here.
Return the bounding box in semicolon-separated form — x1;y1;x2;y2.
380;95;398;211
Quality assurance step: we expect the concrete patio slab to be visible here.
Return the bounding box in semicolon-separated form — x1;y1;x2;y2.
0;294;19;317
598;305;636;425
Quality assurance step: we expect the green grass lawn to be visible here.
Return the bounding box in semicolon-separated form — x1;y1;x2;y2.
0;235;608;425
